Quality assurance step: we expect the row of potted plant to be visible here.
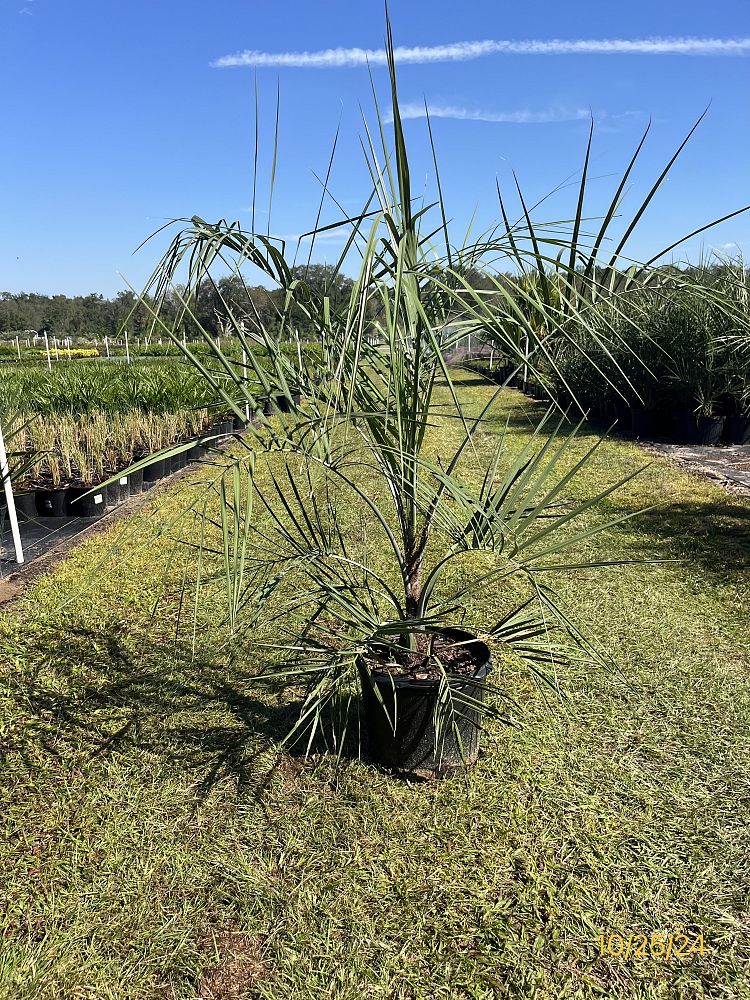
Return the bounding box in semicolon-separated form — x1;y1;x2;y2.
4;409;242;520
543;269;750;445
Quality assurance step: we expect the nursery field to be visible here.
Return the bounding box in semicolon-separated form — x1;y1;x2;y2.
0;361;222;494
2;376;749;999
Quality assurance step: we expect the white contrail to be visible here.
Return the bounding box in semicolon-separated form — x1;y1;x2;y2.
212;37;750;69
392;103;591;124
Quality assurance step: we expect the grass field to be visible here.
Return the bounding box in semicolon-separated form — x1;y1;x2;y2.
2;376;749;999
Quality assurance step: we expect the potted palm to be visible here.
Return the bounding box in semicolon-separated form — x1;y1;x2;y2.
130;19;747;777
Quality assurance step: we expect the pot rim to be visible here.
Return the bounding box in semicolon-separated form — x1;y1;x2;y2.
358;626;492;690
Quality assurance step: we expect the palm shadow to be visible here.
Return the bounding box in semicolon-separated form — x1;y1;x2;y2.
9;624;359;802
608;499;750;579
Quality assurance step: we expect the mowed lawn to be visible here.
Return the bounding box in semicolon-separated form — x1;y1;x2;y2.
2;375;750;1000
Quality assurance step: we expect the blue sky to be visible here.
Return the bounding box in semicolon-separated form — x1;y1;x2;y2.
1;0;748;296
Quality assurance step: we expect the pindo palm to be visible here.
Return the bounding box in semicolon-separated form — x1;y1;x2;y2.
132;15;747;776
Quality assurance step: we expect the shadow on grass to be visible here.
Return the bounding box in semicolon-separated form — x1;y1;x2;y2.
613;499;750;578
8;625;358;801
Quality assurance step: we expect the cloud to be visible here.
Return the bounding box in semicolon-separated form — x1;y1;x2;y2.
390;103;591;124
277;230;344;244
212;36;750;69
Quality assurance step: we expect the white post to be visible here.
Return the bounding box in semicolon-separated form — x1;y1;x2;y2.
104;335;110;358
53;337;59;361
0;422;24;564
14;336;20;361
44;331;52;370
125;328;131;364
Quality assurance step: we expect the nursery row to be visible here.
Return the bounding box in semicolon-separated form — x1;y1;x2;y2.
544;267;750;444
2;415;241;521
465;266;750;446
468;363;750;446
0;360;223;416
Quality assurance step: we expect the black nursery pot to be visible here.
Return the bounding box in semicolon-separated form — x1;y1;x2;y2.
274;393;301;414
143;457;166;484
105;481;121;507
358;627;492;779
10;491;37;521
65;486;106;517
672;411;724;446
35;488;68;517
128;469;144;495
726;414;750;446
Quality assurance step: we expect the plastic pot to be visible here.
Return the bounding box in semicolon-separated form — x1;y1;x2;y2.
35;488;68;517
726;414;750;445
358;627;492;779
143;458;166;484
105;481;120;507
12;491;38;521
232;414;247;431
672;412;725;446
128;469;144;495
117;474;130;502
65;486;106;517
628;407;657;440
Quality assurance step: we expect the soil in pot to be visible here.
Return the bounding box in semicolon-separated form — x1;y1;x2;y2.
725;413;750;445
358;627;492;779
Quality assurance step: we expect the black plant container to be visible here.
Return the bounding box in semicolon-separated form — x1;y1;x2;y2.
726;414;750;445
672;412;725;446
169;453;182;475
35;488;68;517
232;414;246;431
274;393;301;414
128;468;144;495
116;474;130;502
65;486;106;517
144;458;166;484
628;407;657;440
10;491;37;521
358;627;492;779
105;481;121;507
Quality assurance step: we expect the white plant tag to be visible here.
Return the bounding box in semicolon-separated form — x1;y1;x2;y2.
119;477;128;486
94;494;103;504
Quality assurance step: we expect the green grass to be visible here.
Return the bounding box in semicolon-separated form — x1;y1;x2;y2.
2;376;750;999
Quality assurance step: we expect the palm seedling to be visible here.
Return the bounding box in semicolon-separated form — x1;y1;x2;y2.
130;17;748;776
